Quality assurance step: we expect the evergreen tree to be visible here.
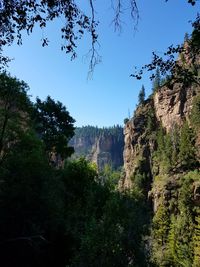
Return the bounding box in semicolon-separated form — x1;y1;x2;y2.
184;32;189;42
152;203;170;246
138;85;145;105
179;121;196;168
153;68;161;92
170;123;180;166
191;95;200;131
167;216;178;266
193;210;200;267
151;202;170;265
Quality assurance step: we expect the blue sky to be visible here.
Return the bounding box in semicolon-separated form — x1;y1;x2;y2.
3;0;200;127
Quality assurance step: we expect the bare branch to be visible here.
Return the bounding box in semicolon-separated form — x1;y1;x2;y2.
111;0;139;33
87;46;102;80
87;0;101;78
130;0;139;31
111;0;123;33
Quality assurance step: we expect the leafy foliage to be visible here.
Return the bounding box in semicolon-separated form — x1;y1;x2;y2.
132;14;200;87
35;96;75;161
0;0;140;74
0;72;150;266
0;0;97;63
0;71;32;160
150;170;200;266
0;1;197;74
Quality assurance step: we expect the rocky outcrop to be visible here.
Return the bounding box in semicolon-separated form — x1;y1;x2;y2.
122;79;200;190
70;126;124;171
154;83;197;132
88;133;123;170
122;99;155;188
120;35;200;266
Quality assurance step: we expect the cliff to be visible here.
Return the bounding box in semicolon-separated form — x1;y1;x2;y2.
120;38;200;266
70;125;124;170
122;81;200;188
122;37;200;189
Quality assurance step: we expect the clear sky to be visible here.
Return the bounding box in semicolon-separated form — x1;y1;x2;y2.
3;0;200;127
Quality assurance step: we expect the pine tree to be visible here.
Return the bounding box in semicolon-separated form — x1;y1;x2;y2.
179;121;196;168
153;68;161;92
193;210;200;267
138;85;145;105
152;203;170;246
191;95;200;131
184;32;189;42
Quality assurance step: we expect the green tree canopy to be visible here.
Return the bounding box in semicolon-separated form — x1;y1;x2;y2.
35;96;75;160
0;72;32;159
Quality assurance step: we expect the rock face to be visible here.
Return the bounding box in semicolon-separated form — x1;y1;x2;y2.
120;36;200;266
122;81;200;190
122;99;155;188
70;126;124;171
154;83;196;132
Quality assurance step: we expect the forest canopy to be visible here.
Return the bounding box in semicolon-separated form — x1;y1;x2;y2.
0;71;149;267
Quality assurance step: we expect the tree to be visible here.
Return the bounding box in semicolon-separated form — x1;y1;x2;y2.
138;85;145;105
0;0;139;74
34;96;75;162
124;118;129;124
132;13;200;87
0;130;66;267
152;68;161;92
179;121;196;168
0;72;32;160
193;211;200;267
191;95;200;131
0;1;198;73
184;32;189;42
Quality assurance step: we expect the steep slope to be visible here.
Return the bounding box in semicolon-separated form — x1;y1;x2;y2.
70;125;124;170
122;82;200;188
121;40;200;266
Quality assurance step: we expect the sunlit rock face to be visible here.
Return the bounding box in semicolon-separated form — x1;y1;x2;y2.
122;81;200;190
154;83;196;132
70;126;124;171
89;134;124;171
122;99;155;189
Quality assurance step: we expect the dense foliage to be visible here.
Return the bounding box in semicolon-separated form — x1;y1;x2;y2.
0;72;32;159
73;125;124;141
150;171;200;267
140;100;200;266
130;59;200;265
34;96;75;161
0;23;199;264
0;72;149;267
